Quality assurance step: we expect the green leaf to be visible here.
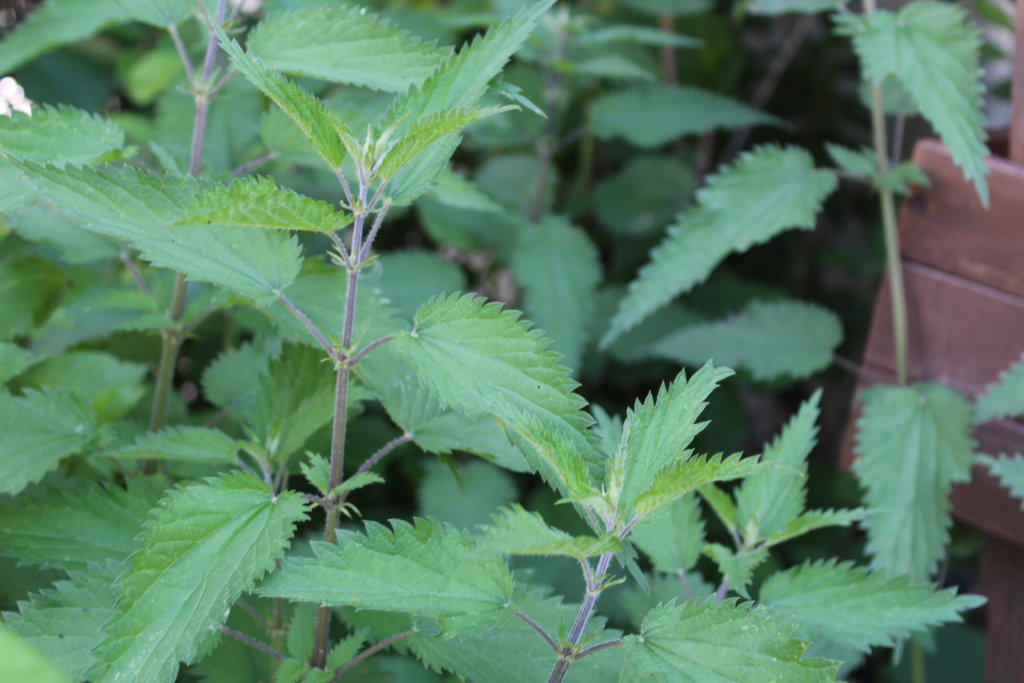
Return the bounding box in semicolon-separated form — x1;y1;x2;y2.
202;337;281;417
620;600;838;682
0;105;124;166
245;343;336;462
644;301;842;381
580;24;703;49
699;483;738;535
91;472;308;683
408;585;621;683
835;2;989;204
592;155;694;237
619;0;712;15
633;453;761;520
827;143;930;194
630;493;705;574
246;5;449;92
764;508;867;547
214;23;348;169
511;218;602;371
604;146;837;344
378;105;515;183
0;0;122;74
418;460;520;529
0;623;70;683
378;250;468;320
260;518;515;622
703;543;769;598
746;0;840;15
23;350;147;422
0;342;38;385
476;504;620;559
979;453;1024;509
606;364;732;519
854;383;975;580
178;176;352;233
381;0;555;204
19;163;303;304
761;560;985;653
974;354;1024;423
110;426;241;463
735;392;820;544
3;560;121;681
391;294;599;499
590;85;781;148
0;478;165;570
115;0;191;26
0;256;65;340
0;389;96;496
427;169;503;212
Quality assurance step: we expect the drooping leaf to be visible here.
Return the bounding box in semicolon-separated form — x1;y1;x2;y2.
0;478;165;570
606;364;732;519
18;162;303;304
0;0;123;74
590;85;781;148
761;560;985;653
620;600;838;682
213;23;348;169
643;301;842;381
476;504;619;559
418;460;520;530
391;294;599;499
974;354;1024;423
0;623;70;683
109;426;241;464
630;493;705;574
244;343;336;462
3;560;122;681
246;5;449;92
381;0;555;204
511;218;602;372
979;453;1024;509
703;543;769;598
764;508;867;547
854;383;975;581
178;176;352;233
735;392;820;544
0;105;124;166
0;389;96;496
23;350;147;422
260;518;515;623
604;146;837;344
835;2;989;204
91;472;308;683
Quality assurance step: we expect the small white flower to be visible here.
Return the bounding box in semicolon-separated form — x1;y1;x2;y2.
229;0;263;14
0;76;31;117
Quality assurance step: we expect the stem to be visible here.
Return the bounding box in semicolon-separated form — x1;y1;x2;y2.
233;152;276;177
348;335;394;367
863;0;908;386
576;639;623;660
517;611;559;653
349;433;411;480
277;292;336;359
120;251;151;294
219;626;285;660
149;0;228;434
714;577;729;602
330;631;411;681
658;13;678;84
547;552;614;683
911;640;926;683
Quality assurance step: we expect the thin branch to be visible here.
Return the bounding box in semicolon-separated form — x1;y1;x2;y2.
516;611;559;654
677;569;693;600
168;24;195;89
575;639;623;660
207;69;237;98
302;492;329;508
348;335;394;367
347;433;412;482
219;626;285;660
180;304;221;338
234;599;269;629
357;201;392;263
277;293;336;359
120;251;152;295
330;631;411;681
232;152;276;177
714;577;729;603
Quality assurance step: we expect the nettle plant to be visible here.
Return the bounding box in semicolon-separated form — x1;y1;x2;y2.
0;0;1003;681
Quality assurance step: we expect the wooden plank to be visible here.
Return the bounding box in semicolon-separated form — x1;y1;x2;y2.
983;538;1024;682
863;261;1024;397
899;140;1024;299
839;379;1024;548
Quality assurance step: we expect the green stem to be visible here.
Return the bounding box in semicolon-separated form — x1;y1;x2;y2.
863;0;908;385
